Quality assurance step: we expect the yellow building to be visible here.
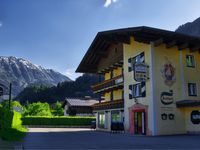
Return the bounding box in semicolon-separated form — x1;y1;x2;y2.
76;26;200;135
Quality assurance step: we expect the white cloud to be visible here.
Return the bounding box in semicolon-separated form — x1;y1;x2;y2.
104;0;118;8
63;68;82;81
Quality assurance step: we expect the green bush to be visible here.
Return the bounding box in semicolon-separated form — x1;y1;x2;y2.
51;101;64;116
0;101;27;141
24;102;52;116
22;116;95;126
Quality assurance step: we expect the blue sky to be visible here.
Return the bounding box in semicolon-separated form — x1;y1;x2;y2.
0;0;200;80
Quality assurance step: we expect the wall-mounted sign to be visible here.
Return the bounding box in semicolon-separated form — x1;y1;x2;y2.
161;113;175;120
168;114;175;120
134;63;149;82
161;57;176;87
160;90;173;105
191;110;200;124
161;113;167;120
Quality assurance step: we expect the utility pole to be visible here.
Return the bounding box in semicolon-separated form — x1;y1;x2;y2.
9;83;12;109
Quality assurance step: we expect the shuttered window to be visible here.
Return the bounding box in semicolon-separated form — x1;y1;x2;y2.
129;82;146;99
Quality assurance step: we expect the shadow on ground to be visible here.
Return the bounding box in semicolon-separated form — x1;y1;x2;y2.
0;139;15;149
12;128;200;149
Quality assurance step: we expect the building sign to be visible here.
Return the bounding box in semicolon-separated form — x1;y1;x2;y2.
191;110;200;124
160;90;173;105
161;113;167;120
134;63;149;82
161;58;176;86
0;86;3;96
161;113;175;120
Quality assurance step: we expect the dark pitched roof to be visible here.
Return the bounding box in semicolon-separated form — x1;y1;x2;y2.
65;98;98;107
176;100;200;108
76;26;200;73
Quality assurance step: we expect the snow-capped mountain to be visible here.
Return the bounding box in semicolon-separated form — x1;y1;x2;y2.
0;56;71;96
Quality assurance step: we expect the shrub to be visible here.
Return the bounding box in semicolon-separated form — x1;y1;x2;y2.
24;102;52;116
22;116;95;126
0;101;27;141
51;101;64;116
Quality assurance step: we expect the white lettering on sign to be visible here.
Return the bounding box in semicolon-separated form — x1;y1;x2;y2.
192;115;200;120
134;63;149;82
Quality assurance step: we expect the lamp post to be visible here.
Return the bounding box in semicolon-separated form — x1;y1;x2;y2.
9;83;12;109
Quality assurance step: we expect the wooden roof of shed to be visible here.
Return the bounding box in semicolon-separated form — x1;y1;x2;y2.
76;26;200;73
65;98;98;107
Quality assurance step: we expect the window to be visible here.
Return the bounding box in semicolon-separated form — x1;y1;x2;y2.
98;113;105;128
186;55;195;67
111;111;121;123
188;83;197;96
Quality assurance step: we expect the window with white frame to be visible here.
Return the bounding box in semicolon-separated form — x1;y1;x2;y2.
188;83;197;96
186;55;195;68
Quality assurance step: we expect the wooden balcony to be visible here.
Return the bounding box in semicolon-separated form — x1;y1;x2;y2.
92;99;124;111
91;75;123;93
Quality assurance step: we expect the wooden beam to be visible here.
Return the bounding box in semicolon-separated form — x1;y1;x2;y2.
97;70;104;74
102;34;130;44
113;63;123;67
134;36;151;44
178;43;189;50
109;65;117;69
166;40;176;48
96;51;108;57
152;38;163;47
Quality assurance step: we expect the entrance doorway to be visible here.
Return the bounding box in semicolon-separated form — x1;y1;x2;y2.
133;111;146;135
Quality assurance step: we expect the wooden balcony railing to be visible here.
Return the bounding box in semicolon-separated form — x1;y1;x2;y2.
92;99;124;111
91;75;123;93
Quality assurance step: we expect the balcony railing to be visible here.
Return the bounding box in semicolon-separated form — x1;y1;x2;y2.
91;75;123;93
92;99;124;111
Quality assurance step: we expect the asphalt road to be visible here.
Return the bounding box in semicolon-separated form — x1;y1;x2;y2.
4;128;200;149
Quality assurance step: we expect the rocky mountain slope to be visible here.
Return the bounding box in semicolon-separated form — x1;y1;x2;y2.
0;56;71;96
176;17;200;37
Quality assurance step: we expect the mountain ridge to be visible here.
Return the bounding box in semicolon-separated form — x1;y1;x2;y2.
0;56;71;96
175;17;200;37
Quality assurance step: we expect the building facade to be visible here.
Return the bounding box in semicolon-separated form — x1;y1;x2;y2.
76;26;200;135
63;98;98;116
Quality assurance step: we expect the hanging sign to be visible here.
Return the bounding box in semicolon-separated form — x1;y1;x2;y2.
134;63;149;82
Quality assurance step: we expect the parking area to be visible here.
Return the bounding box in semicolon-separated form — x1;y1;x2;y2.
9;128;200;149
